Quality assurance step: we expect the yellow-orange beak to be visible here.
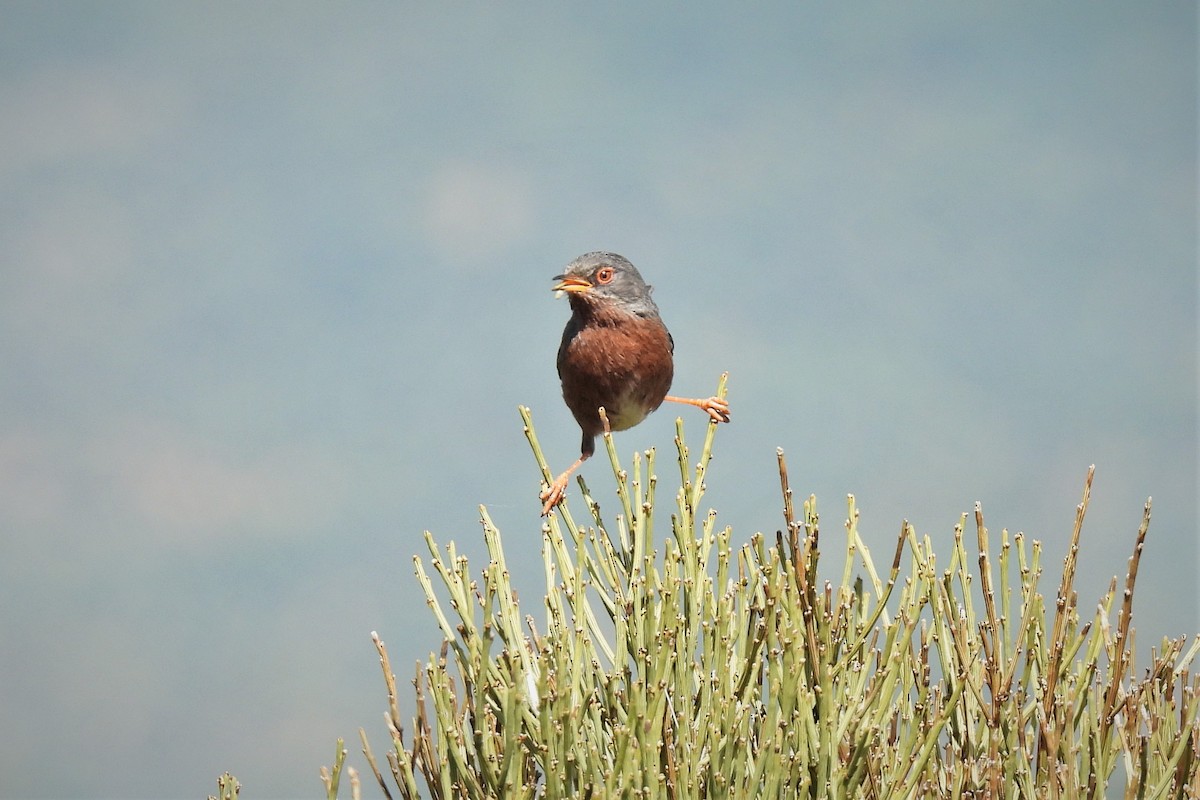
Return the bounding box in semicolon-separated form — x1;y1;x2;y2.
552;276;592;295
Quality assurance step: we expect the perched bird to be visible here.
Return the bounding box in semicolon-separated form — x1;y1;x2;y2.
540;252;730;515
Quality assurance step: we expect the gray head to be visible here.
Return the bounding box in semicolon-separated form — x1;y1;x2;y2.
552;252;660;317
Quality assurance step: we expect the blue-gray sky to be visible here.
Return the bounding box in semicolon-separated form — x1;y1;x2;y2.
1;4;1195;797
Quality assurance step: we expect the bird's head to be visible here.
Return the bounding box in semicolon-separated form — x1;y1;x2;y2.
552;252;660;317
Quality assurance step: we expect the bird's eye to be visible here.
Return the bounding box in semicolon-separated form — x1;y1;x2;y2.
595;266;615;284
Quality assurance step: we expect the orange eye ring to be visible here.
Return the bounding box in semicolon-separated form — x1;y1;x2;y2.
595;266;615;285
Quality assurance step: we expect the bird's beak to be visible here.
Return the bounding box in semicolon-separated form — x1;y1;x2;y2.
552;275;592;298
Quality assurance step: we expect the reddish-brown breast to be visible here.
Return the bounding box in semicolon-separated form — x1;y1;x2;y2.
556;302;675;438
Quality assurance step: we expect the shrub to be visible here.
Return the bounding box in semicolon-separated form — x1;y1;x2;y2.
291;378;1198;798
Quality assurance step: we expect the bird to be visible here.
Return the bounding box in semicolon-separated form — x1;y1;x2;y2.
540;251;730;515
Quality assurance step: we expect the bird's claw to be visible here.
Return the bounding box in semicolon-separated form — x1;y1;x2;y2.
700;396;731;424
539;477;569;516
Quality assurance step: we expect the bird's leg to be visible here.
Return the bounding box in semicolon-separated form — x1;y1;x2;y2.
540;433;597;516
664;394;731;423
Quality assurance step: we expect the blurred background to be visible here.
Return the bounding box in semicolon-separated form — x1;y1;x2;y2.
1;3;1195;797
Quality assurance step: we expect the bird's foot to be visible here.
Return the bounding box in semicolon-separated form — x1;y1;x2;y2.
699;396;731;423
539;476;569;516
539;453;589;516
666;394;731;423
